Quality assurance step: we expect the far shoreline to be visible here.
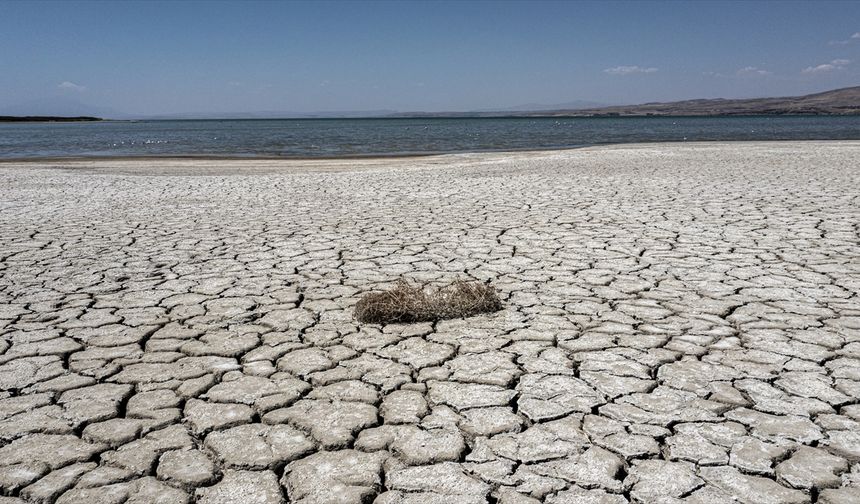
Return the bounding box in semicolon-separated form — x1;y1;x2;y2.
0;116;102;123
3;113;858;123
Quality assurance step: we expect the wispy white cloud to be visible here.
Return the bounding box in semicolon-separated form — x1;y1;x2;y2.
604;65;658;75
58;81;86;92
736;66;772;76
803;64;837;74
829;31;860;45
802;59;851;74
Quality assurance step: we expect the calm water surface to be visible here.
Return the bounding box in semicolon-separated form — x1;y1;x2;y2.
1;116;859;158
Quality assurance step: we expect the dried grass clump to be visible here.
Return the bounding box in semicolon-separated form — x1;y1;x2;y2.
354;280;502;324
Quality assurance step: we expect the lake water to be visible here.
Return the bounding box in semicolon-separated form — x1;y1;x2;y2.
1;116;859;158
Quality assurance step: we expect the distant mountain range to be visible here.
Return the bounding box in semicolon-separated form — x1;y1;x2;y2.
344;87;860;117
2;86;858;120
142;101;610;119
474;100;609;113
144;109;401;120
513;86;860;117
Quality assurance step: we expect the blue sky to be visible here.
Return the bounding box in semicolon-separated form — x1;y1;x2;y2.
1;0;858;116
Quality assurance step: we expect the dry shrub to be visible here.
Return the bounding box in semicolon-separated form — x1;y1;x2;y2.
354;280;502;324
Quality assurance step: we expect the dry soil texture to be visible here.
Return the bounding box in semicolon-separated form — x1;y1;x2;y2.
0;142;859;504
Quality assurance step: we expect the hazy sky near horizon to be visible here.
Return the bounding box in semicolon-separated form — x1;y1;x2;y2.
1;0;859;115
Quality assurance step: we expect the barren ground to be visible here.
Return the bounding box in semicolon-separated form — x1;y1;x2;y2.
0;142;859;503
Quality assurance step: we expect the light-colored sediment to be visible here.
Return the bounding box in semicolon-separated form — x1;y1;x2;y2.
1;141;859;503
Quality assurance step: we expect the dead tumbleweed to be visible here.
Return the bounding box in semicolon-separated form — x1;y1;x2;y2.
354;280;503;324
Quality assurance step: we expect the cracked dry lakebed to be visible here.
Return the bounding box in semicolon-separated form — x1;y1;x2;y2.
0;141;859;504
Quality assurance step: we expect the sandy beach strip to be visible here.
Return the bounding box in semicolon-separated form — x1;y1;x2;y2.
0;141;859;503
